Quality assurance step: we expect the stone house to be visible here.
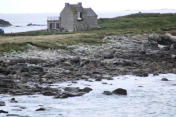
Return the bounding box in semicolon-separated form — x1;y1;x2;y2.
47;2;98;32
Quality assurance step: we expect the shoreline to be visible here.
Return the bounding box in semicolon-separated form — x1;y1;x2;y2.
0;34;176;96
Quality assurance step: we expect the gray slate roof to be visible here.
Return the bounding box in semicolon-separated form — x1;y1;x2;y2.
84;8;97;17
69;4;83;13
68;4;97;17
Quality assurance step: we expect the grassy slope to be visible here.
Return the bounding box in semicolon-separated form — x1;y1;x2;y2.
97;13;176;35
0;13;176;53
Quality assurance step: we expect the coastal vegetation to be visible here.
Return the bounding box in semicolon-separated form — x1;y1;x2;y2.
0;13;176;53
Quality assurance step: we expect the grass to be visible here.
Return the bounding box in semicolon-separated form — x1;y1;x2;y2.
0;13;176;53
0;43;28;54
3;30;74;36
97;13;176;35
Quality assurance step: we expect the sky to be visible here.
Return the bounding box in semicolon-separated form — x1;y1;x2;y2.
0;0;176;14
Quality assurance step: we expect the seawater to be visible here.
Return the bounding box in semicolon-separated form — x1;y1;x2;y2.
0;13;57;33
0;74;176;117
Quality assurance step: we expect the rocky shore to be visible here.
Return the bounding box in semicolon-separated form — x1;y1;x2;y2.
0;34;176;97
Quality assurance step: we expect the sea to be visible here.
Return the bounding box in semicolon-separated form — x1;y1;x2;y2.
0;9;176;33
0;73;176;117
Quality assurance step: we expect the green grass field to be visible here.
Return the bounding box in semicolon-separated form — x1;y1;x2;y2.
0;13;176;54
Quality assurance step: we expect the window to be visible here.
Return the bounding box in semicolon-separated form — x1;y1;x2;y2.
56;23;59;29
77;12;82;21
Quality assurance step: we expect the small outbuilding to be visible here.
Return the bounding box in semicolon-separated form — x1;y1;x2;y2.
47;2;98;32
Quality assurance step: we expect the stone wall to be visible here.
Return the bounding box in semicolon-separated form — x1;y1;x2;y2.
60;7;74;32
73;11;98;31
73;10;88;31
85;16;98;29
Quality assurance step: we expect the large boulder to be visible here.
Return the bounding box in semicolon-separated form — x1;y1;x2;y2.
0;110;8;113
159;33;176;45
112;88;127;95
55;87;92;98
103;49;116;59
55;92;85;98
35;108;46;111
161;78;169;81
148;34;160;47
0;101;5;106
0;19;11;27
148;33;176;46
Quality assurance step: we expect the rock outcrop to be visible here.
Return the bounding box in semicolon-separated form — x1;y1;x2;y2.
148;33;176;49
27;23;45;26
103;88;127;96
0;34;176;97
112;88;127;95
0;19;11;27
161;78;169;81
0;101;5;106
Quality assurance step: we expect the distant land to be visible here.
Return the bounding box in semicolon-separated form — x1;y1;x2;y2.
98;9;176;18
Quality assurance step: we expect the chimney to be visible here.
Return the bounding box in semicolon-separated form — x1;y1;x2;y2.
65;3;69;7
78;2;82;6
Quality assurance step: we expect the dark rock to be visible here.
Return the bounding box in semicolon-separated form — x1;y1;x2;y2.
138;86;143;87
71;57;80;64
133;70;149;77
8;59;25;65
40;87;59;96
0;101;5;106
148;34;160;47
102;82;108;84
103;91;112;95
79;87;92;93
13;63;28;73
28;66;44;74
10;98;18;103
6;114;20;116
95;78;102;81
27;23;45;26
55;92;85;98
0;77;17;93
64;87;92;93
64;87;80;92
0;67;10;75
112;88;127;95
55;87;92;98
0;19;11;27
159;33;176;45
35;108;46;111
0;110;8;113
161;78;169;81
72;81;77;83
107;77;113;80
103;50;115;59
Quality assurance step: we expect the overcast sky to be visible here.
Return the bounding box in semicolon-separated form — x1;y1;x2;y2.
1;0;176;14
